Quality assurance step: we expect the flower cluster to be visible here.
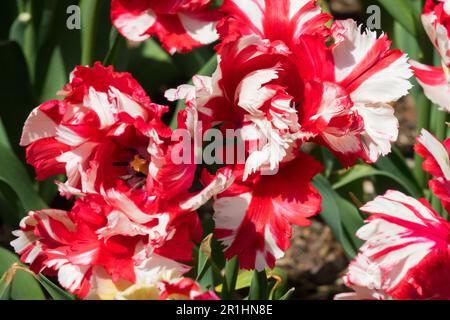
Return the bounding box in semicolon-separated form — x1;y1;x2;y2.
13;63;225;300
336;129;450;300
11;0;414;299
168;0;412;270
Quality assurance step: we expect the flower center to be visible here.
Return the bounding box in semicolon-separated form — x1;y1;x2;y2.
116;155;149;190
130;155;149;175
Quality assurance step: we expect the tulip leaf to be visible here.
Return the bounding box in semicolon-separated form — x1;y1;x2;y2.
278;288;295;300
221;256;239;299
0;143;47;223
37;274;75;300
0;41;35;152
333;163;421;198
248;269;268;300
0;248;45;300
374;0;420;37
313;175;364;259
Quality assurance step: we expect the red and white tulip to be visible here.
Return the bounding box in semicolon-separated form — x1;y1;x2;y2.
336;190;450;300
411;0;450;113
416;129;450;213
111;0;222;54
10;189;202;299
21;62;170;196
301;20;412;165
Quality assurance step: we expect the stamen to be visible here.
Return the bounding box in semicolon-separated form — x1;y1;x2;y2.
130;155;149;175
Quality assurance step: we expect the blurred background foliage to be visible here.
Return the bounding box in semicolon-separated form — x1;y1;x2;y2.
0;0;446;300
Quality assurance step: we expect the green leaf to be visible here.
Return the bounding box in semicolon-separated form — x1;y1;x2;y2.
195;234;221;290
337;197;365;252
0;0;16;40
267;268;288;300
361;0;430;60
0;117;12;149
0;248;45;300
216;269;254;293
197;234;213;280
80;0;101;66
0;41;35;151
9;0;38;80
0;272;12;300
376;147;423;197
212;0;224;9
37;274;75;300
248;269;267;300
313;175;364;259
393;21;420;60
321;147;338;178
29;0;67;91
0;143;47;223
172;46;214;78
374;0;420;38
0;180;25;227
278;288;295;300
221;256;239;300
103;29;124;67
127;39;180;98
333;163;421;198
39;45;67;102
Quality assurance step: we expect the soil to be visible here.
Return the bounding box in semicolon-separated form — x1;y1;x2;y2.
276;220;349;300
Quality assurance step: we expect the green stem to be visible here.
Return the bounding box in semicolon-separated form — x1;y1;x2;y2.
432;110;448;141
80;0;101;66
430;50;448;141
430;104;447;218
103;30;122;67
414;94;431;189
431;195;445;218
414;35;434;189
17;0;27;13
19;0;37;81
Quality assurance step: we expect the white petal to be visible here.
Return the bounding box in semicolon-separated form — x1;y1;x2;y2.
20;107;58;146
178;13;219;45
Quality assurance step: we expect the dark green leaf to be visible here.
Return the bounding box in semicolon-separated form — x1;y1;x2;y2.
103;29;124;67
127;39;180;100
197;234;213;279
80;0;101;66
0;272;12;300
37;274;75;300
0;248;45;300
221;256;239;300
195;234;221;290
376;147;423;197
278;288;295;300
0;41;35;152
248;269;267;300
215;269;253;293
313;175;364;259
0;144;47;223
268;268;288;300
333;163;421;198
0;117;12;149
